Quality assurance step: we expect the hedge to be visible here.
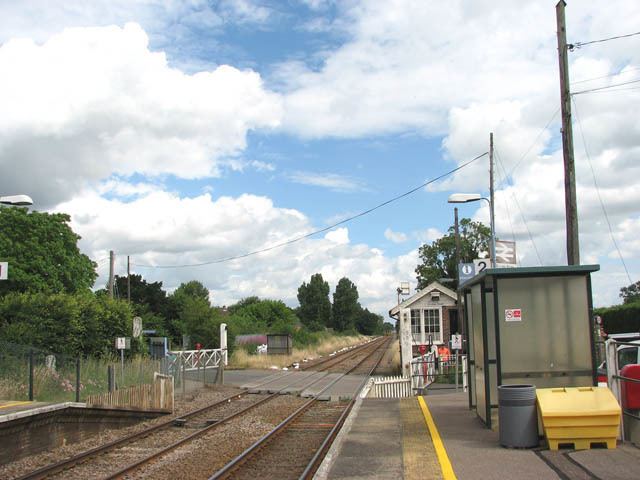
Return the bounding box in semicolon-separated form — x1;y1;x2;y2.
594;301;640;335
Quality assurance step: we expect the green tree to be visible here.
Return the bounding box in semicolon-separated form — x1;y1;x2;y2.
415;218;490;290
167;281;214;346
297;273;331;331
332;277;360;332
355;308;384;335
0;208;97;295
620;281;640;305
111;274;169;316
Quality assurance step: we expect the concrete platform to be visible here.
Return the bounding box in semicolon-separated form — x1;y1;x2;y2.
316;392;640;479
0;400;82;422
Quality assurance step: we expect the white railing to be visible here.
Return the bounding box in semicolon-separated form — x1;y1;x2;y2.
369;375;412;398
410;352;468;393
168;349;225;371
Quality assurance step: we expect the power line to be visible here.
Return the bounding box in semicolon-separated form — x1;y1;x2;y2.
568;30;640;50
133;152;488;269
572;97;633;284
572;66;640;84
496;107;560;188
494;147;543;266
573;86;640;95
572;78;640;96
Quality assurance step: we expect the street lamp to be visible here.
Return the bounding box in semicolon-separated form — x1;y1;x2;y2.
448;193;496;268
0;195;33;206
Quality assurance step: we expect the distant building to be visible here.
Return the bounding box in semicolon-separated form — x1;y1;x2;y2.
389;281;458;377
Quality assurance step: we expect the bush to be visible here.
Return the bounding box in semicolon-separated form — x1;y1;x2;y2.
595;301;640;334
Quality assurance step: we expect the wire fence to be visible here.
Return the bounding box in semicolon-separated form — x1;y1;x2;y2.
0;340;163;403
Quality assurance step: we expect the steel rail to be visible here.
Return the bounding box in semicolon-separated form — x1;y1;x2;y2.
15;391;248;480
210;336;392;480
300;336;386;371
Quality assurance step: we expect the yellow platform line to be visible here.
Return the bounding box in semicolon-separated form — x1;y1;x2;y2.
418;396;457;480
0;401;32;409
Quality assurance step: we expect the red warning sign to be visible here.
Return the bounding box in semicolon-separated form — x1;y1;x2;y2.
505;308;522;322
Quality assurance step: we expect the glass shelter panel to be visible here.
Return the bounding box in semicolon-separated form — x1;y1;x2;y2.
497;276;592;386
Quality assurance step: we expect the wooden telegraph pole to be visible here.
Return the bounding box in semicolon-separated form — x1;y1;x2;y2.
556;1;580;265
108;250;115;298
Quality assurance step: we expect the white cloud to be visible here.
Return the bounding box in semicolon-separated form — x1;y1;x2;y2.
384;228;407;243
56;188;417;316
287;171;366;192
0;23;282;207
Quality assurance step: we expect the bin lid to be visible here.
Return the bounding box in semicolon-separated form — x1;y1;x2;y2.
536;387;621;417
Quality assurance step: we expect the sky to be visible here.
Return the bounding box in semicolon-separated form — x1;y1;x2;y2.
0;0;638;317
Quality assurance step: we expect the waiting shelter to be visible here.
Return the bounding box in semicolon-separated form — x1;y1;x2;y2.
461;265;600;427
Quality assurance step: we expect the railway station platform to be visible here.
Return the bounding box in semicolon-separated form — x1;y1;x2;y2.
316;391;640;480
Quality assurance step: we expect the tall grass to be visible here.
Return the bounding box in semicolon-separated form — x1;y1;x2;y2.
229;334;369;369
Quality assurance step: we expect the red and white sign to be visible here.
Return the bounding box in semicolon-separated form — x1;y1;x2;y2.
505;308;522;322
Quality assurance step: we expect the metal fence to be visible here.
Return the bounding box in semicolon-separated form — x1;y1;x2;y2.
160;349;225;396
410;352;467;394
604;338;640;443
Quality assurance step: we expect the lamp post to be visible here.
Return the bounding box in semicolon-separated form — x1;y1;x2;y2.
448;193;496;268
0;195;33;206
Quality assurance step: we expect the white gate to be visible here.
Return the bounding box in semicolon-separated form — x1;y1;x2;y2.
369;375;412;398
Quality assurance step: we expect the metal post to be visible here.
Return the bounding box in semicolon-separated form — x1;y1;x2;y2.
120;348;125;387
454;207;464;345
556;0;580;265
28;349;34;401
455;351;459;392
75;357;81;402
181;356;186;396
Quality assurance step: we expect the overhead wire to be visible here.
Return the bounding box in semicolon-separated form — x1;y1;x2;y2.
572;66;640;84
572;78;640;96
568;30;640;50
494;146;543;266
571;97;633;284
133;151;488;269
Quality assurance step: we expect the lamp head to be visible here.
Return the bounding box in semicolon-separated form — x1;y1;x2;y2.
0;195;33;206
448;193;482;204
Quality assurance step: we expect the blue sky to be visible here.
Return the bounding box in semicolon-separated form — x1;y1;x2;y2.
0;0;638;315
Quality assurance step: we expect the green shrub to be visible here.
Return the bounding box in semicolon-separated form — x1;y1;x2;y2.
595;301;640;334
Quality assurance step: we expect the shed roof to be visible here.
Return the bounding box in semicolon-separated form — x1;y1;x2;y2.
460;264;600;289
389;281;457;316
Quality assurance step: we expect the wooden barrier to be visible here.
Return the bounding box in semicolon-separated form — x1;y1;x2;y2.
86;376;174;413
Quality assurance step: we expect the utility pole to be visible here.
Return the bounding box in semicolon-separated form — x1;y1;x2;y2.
454;207;464;341
489;132;496;267
556;0;580;265
127;255;131;302
108;250;115;298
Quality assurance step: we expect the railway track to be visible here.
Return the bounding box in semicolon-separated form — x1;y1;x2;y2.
15;335;392;480
301;336;388;373
211;335;393;480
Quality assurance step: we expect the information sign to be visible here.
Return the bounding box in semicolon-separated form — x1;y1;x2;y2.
451;334;463;350
0;262;7;280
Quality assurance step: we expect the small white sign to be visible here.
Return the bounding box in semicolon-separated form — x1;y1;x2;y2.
115;337;126;349
451;334;463;350
505;308;522;322
133;317;142;338
0;262;7;280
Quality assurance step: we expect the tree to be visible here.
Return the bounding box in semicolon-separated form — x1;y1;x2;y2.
332;277;360;332
0;208;97;295
112;274;169;316
166;280;212;345
297;273;331;331
415;218;490;290
620;281;640;305
355;308;384;335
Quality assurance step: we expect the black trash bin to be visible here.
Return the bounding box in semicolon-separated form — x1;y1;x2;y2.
498;384;539;448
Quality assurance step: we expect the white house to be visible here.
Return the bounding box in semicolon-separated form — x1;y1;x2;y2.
389;281;458;377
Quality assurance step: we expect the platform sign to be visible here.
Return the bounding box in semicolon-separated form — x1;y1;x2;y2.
0;262;7;280
505;308;522;322
458;263;475;283
495;240;517;266
451;334;463;350
116;337;126;349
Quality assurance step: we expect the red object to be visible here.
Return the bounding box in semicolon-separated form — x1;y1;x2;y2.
418;344;427;355
620;364;640;410
597;374;608;385
195;342;202;350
